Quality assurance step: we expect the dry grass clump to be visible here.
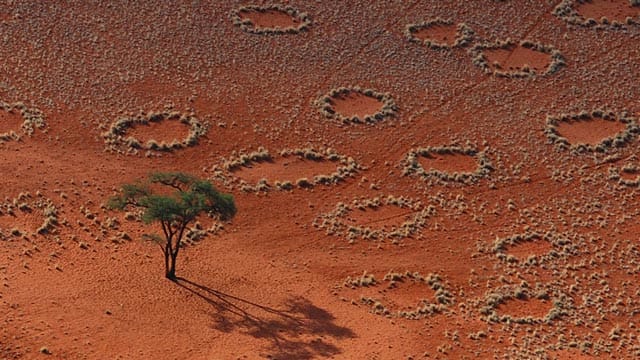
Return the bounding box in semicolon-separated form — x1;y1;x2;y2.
314;195;434;243
211;147;362;192
0;101;46;142
316;86;398;124
345;270;454;319
608;163;640;186
488;231;580;267
545;110;639;153
470;39;565;77
479;283;573;325
0;192;58;240
102;110;208;154
401;146;493;184
230;4;311;34
405;19;474;49
554;0;640;28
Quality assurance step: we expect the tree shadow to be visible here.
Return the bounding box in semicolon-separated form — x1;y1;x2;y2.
176;277;356;359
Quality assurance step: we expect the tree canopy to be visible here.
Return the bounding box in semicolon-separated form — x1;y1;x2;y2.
108;172;236;279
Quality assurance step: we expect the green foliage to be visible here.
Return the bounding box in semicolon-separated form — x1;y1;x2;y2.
108;172;236;279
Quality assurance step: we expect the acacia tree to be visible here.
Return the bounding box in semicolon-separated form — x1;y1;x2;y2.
107;172;236;280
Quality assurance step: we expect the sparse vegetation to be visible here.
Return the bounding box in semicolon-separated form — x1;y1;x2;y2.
102;110;208;154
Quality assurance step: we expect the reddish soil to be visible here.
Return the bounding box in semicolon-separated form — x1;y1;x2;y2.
576;0;640;22
411;24;458;45
0;109;23;134
484;45;552;72
345;204;415;229
350;279;436;312
231;157;338;184
1;1;640;359
556;118;626;145
504;238;553;259
330;92;384;119
496;297;553;319
238;9;301;29
417;152;478;174
0;211;43;236
125;118;191;145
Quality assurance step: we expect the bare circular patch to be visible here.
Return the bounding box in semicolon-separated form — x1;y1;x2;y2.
402;146;493;184
554;0;640;27
0;101;46;143
317;87;398;124
314;195;434;243
231;4;311;34
211;147;362;192
102;110;208;154
471;40;565;77
405;19;474;49
0;192;59;239
545;110;639;153
341;271;454;319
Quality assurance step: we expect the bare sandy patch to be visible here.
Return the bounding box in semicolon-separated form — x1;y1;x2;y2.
317;87;398;123
496;297;553;319
231;5;311;34
576;0;639;23
471;40;565;77
545;110;639;152
556;117;626;145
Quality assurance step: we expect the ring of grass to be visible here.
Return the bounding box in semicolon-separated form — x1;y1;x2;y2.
554;0;640;28
346;271;454;320
401;146;493;184
102;110;208;154
479;283;573;325
545;110;639;153
230;4;311;35
0;101;46;142
211;147;362;192
470;39;566;78
316;86;398;124
405;18;474;49
314;195;434;243
488;231;581;267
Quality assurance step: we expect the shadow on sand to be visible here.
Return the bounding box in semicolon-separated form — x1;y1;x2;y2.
176;277;355;359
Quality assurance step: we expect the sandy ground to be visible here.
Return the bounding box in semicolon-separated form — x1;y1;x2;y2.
1;1;640;359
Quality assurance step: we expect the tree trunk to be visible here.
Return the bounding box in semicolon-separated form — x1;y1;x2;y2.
164;248;175;280
166;251;178;280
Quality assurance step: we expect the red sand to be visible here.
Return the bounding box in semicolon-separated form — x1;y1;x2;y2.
484;45;552;72
1;1;639;359
411;24;458;45
231;157;338;184
331;92;384;120
556;118;626;145
417;152;478;174
0;110;23;134
239;9;302;29
576;0;640;22
125;118;191;145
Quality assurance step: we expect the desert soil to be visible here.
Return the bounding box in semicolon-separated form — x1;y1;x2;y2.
2;1;640;359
